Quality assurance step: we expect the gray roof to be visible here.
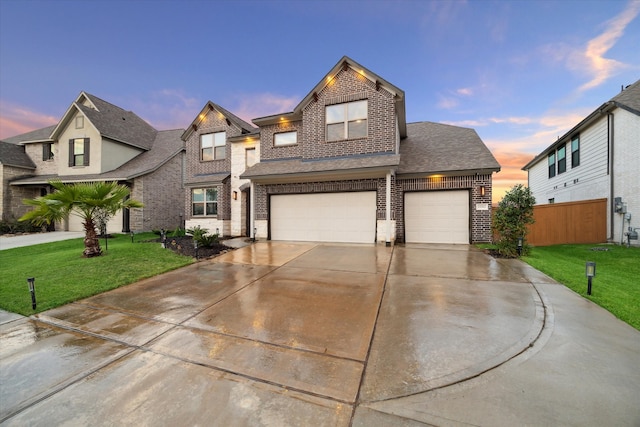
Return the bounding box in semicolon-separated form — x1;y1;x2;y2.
10;129;184;185
611;79;640;115
75;93;157;150
0;141;36;169
1;125;55;145
241;153;400;182
399;121;500;175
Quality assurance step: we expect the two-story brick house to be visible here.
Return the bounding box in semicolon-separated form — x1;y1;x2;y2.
1;92;185;233
523;79;640;246
184;57;500;244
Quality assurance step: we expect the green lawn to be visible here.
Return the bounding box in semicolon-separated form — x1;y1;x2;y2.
0;233;193;315
522;244;640;330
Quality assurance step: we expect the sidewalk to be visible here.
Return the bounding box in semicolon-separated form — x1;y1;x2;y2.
0;232;85;250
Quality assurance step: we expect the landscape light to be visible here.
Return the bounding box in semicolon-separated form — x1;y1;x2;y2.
27;277;36;310
585;261;596;295
517;237;523;256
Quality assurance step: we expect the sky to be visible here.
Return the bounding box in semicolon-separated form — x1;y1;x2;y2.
1;0;639;203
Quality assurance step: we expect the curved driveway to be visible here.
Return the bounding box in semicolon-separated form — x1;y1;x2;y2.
1;242;639;426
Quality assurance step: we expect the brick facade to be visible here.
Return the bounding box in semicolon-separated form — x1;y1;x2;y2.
1;165;39;221
395;174;493;243
183;107;243;225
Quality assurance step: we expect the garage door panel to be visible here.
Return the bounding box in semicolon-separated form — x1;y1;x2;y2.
405;191;469;244
271;192;376;243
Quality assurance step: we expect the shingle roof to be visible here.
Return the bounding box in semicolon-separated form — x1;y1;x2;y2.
611;79;640;114
399;122;500;175
1;125;56;145
77;93;157;150
10;129;184;185
181;101;257;142
241;153;400;181
0;141;36;169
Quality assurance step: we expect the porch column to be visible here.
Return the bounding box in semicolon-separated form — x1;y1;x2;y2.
386;171;391;246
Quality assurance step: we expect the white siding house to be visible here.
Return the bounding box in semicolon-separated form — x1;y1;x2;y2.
523;80;640;246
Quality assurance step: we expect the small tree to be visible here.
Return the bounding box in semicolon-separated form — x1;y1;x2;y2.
20;180;143;258
492;184;536;257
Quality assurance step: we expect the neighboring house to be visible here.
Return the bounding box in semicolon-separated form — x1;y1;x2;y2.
184;56;500;244
1;92;185;233
523;79;640;246
0;139;38;221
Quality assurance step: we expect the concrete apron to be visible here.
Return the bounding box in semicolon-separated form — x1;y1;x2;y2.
1;242;639;426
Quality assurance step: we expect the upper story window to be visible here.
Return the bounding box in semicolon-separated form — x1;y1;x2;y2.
43;143;54;161
557;145;566;174
548;152;555;178
69;138;89;167
246;147;256;168
274;131;297;147
192;188;217;216
326;100;367;142
200;131;226;161
571;135;580;167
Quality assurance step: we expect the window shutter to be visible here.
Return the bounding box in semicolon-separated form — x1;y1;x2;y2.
43;144;48;161
69;140;74;166
83;138;90;166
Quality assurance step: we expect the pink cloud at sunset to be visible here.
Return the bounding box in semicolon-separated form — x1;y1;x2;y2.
0;101;58;139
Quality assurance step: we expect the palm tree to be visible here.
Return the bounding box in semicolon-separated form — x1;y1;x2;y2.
20;180;143;257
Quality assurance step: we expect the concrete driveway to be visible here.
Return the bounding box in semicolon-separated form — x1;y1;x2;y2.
1;242;639;426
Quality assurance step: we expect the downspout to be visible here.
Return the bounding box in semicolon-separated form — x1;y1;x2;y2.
250;181;256;241
608;113;614;242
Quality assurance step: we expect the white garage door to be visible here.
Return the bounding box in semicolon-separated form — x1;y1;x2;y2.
67;209;122;234
271;192;377;243
405;190;469;244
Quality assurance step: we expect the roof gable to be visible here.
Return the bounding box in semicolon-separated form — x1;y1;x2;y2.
181;101;257;141
253;56;407;137
50;92;157;150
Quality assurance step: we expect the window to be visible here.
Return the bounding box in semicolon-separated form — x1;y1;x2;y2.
557;146;566;174
326;100;367;141
571;135;580;167
75;116;84;129
548;152;555;178
68;138;89;166
200;132;226;161
246;148;256;168
192;188;218;216
274;131;297;146
43;143;54;161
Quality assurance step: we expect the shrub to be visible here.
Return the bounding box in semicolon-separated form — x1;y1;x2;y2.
492;184;536;257
186;225;218;248
171;227;186;237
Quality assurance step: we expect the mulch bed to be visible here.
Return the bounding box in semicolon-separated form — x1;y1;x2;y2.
156;235;231;259
483;249;518;259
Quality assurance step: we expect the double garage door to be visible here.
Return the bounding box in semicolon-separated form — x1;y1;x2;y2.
270;192;377;243
270;190;470;244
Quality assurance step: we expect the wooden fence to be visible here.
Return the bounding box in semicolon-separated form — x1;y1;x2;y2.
525;198;607;246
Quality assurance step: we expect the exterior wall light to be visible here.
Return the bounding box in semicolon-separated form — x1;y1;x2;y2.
479;185;486;197
27;277;36;310
585;261;596;295
233;191;238;200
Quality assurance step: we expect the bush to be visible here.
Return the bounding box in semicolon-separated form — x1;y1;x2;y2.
186;225;219;248
492;184;536;257
171;227;186;237
0;218;42;235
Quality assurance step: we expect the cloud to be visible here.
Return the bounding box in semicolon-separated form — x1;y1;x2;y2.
0;101;58;139
128;89;202;130
231;93;300;123
576;0;640;92
456;87;473;96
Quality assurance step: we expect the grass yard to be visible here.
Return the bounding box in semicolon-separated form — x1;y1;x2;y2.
523;244;640;330
0;233;193;315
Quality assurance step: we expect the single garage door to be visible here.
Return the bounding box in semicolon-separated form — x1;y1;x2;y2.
270;192;377;243
405;190;469;244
